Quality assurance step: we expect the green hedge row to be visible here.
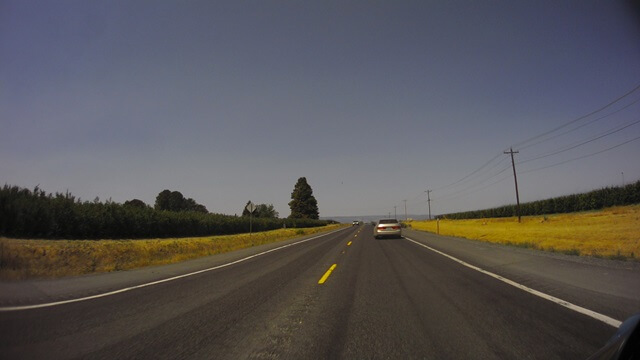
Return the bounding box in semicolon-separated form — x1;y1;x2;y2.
0;185;331;239
439;180;640;220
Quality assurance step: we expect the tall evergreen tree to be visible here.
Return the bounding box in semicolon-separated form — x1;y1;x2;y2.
288;177;319;219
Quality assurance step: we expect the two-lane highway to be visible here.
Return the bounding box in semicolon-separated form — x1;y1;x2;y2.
0;224;628;359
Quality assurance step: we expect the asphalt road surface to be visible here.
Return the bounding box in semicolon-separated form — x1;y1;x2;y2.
1;225;638;359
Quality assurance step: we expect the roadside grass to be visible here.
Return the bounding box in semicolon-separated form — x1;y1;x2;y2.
0;224;347;280
407;205;640;260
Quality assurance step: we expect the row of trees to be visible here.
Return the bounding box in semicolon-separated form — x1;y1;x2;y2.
0;180;328;239
439;180;640;220
121;190;208;213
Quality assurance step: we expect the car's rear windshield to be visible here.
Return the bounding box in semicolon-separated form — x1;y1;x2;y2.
379;219;399;224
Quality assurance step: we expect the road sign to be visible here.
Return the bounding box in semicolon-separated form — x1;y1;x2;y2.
245;202;257;213
246;201;257;236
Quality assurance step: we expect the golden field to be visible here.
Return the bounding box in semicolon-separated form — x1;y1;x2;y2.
407;205;640;260
0;224;347;279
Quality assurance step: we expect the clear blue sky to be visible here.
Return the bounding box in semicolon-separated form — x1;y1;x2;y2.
2;1;639;217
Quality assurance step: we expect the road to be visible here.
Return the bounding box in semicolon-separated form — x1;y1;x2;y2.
1;224;638;359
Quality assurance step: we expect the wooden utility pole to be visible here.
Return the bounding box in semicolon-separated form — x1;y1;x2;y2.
403;200;407;221
425;190;432;220
504;147;521;223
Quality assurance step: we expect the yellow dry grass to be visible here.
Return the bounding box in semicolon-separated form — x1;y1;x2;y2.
0;224;347;279
407;205;640;260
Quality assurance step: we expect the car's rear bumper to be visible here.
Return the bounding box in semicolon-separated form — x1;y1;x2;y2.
374;230;402;238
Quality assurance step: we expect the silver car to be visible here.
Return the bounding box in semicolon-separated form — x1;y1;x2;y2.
373;219;402;239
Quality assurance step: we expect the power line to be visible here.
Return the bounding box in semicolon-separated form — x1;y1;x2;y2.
512;83;640;149
430;129;638;214
519;97;640;151
519;118;640;165
426;159;508;203
416;154;509;205
436;162;512;199
434;89;640;201
411;84;640;216
431;152;504;191
432;163;512;201
520;135;640;175
431;174;512;203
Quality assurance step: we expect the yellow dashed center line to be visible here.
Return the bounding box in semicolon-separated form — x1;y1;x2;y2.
318;264;337;284
347;241;352;246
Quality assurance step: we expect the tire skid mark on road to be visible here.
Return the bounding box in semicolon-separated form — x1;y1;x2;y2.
404;237;623;328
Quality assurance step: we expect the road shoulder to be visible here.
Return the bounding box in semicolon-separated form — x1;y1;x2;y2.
0;227;352;308
403;229;640;321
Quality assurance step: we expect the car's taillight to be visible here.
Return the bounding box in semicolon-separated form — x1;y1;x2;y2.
378;226;386;230
392;226;400;230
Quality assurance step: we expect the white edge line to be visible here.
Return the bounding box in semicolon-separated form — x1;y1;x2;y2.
403;237;623;328
0;228;348;312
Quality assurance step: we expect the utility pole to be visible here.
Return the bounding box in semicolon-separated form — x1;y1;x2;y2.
425;190;432;220
394;206;397;219
403;200;407;221
622;172;625;187
388;212;391;219
504;147;521;223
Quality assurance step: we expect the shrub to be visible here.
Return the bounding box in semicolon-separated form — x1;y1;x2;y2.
0;185;330;239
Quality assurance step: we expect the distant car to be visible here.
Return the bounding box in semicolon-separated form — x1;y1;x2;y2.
352;220;359;226
374;219;402;239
